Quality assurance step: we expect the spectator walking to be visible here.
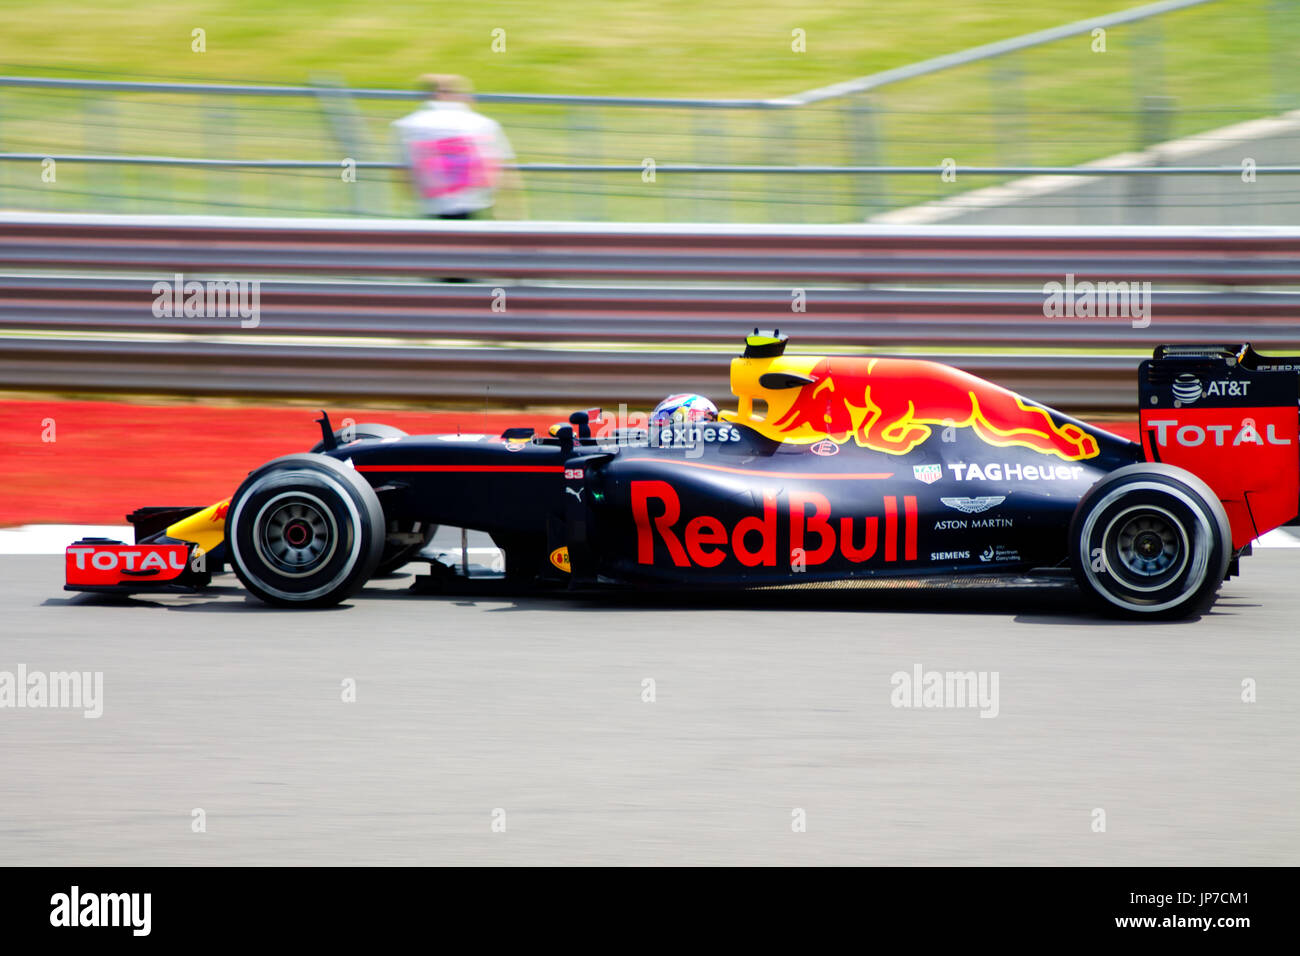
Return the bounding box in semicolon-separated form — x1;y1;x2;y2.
392;74;523;219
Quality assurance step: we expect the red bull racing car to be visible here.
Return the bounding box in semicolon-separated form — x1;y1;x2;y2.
66;333;1300;619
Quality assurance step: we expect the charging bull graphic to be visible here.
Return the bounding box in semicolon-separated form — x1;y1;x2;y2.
724;355;1100;461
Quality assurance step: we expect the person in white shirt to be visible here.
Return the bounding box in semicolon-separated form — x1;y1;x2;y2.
392;74;523;219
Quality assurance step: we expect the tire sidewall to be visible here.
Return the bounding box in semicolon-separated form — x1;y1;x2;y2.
229;455;384;607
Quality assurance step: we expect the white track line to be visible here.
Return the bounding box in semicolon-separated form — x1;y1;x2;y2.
0;525;133;554
870;109;1300;226
1255;527;1300;548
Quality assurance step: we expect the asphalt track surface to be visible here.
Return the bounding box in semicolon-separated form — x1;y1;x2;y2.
2;549;1297;866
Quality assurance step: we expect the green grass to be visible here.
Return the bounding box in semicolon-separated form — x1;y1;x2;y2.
0;1;1179;97
0;0;1296;221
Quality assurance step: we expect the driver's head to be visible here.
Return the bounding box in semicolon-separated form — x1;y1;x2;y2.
650;393;718;427
419;73;473;103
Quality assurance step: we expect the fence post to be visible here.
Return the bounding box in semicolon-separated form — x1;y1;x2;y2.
87;92;123;212
1129;15;1170;226
578;107;604;221
694;108;729;223
1132;95;1175;226
718;110;735;223
312;75;369;217
765;110;801;223
202;95;238;214
563;105;582;220
845;94;885;220
0;89;7;211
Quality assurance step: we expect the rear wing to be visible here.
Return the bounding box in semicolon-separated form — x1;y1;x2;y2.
1148;343;1300;373
1139;344;1299;548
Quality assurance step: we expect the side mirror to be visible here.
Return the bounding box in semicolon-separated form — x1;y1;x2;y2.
758;372;815;390
569;411;591;440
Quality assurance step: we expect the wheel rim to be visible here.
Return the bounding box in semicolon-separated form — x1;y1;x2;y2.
1108;506;1187;588
253;491;339;577
1080;482;1212;612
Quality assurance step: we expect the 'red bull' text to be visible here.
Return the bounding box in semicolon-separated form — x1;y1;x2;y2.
632;480;918;568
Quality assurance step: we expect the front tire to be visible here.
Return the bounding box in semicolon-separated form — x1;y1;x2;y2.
228;454;384;608
1069;463;1230;619
309;422;421;575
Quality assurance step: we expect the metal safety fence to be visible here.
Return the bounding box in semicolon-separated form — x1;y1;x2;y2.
2;213;1298;409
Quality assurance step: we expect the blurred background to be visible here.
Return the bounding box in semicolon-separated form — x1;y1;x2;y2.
1;0;1297;223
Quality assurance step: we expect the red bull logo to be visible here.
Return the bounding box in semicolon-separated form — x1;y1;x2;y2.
729;356;1099;461
631;480;917;569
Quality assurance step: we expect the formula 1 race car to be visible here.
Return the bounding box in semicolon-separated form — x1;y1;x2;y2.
65;333;1300;619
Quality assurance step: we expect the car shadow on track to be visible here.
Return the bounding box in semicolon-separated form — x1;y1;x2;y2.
367;577;1110;621
42;586;350;613
43;574;1232;624
361;575;1233;625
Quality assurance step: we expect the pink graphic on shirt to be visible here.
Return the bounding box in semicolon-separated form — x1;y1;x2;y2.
409;135;497;198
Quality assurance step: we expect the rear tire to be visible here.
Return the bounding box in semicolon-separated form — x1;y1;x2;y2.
1069;463;1230;620
228;454;384;608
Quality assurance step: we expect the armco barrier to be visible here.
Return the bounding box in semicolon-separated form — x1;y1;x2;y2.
4;215;1300;283
1;214;1297;409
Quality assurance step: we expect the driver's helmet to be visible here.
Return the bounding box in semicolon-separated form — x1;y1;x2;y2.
650;393;718;427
